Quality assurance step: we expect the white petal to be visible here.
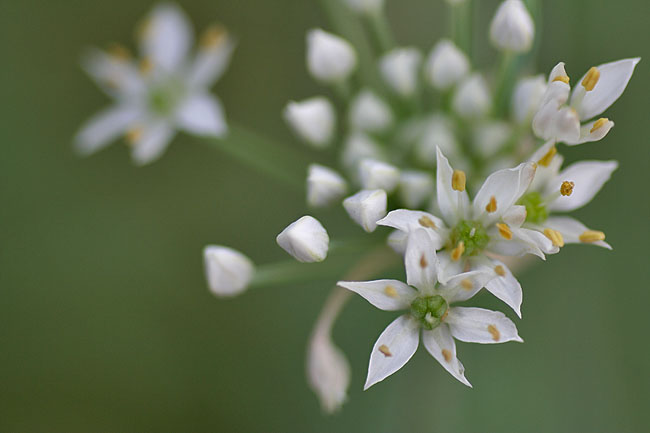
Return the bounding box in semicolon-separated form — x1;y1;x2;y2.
573;58;641;120
187;30;235;88
81;49;146;98
365;315;420;390
307;164;348;207
446;307;523;344
488;226;555;259
572;119;615;145
337;279;417;311
379;47;422;97
502;205;527;228
546;160;618;212
139;3;193;72
175;93;227;137
477;259;523;318
284;97;336;148
203;245;254;297
130;120;175;165
276;216;329;263
553;106;582;144
349;89;393;133
307;29;357;83
359;159;400;193
75;105;143;155
404;229;439;292
436;147;470;226
307;332;350;413
439;269;496;304
545;216;612;249
422;325;471;387
377;209;445;237
343;189;387;232
425;39;469;90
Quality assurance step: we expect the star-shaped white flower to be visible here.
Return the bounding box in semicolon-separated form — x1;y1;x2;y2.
338;229;522;389
75;3;233;165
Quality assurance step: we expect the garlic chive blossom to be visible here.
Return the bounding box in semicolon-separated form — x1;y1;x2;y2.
76;3;233;165
277;216;330;263
203;245;254;297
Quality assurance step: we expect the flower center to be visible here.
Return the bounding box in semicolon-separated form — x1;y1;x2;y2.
148;78;185;116
448;220;489;256
410;295;448;330
518;191;548;225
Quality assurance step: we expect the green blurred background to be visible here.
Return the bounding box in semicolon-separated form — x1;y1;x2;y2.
1;0;648;431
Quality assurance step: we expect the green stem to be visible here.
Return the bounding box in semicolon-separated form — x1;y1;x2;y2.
367;9;395;53
493;51;516;117
449;1;471;55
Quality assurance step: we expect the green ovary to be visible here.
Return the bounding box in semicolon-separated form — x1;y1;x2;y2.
148;79;185;116
448;220;489;256
411;295;449;330
518;191;548;225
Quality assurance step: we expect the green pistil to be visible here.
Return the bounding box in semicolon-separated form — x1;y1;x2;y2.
518;191;548;225
411;295;448;330
148;79;184;116
448;220;489;256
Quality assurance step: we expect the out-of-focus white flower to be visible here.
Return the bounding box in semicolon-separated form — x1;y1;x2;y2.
453;74;491;119
511;75;547;124
203;245;254;297
307;164;348;207
284;97;336;148
399;170;434;209
489;0;535;53
343;189;387;232
307;330;351;413
472;121;512;158
277;216;330;263
342;0;384;15
533;58;640;145
307;29;357;84
359;159;400;193
349;90;393;133
379;48;422;97
76;3;233;165
424;39;469;90
341;132;384;173
414;115;460;167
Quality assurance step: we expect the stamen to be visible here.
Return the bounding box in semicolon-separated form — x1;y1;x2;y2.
552;75;570;84
579;230;606;243
485;196;497;213
418;216;436;229
451;241;465;261
590;117;610;133
139;57;153;76
419;254;428;269
560;181;575;196
496;223;513;240
384;285;398;298
378;344;392;357
442;349;452;363
440;308;449;321
200;25;228;49
494;265;506;277
451;170;466;192
461;279;473;290
487;325;501;342
543;228;565;247
581;66;600;91
108;43;131;61
538;145;557;167
125;127;142;145
425;312;435;325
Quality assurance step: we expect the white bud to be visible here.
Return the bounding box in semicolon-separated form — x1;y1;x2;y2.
342;0;384;14
453;73;491;119
414;115;459;167
489;0;535;53
307;332;351;413
511;75;546;124
379;48;422;97
284;97;336;148
203;246;254;297
359;159;400;193
341;132;384;172
307;164;348;207
387;229;408;255
398;170;434;208
425;39;469;90
307;29;357;83
343;189;387;232
349;89;393;133
472;121;512;158
276;216;330;263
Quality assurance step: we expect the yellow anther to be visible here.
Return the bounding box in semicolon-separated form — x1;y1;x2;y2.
538;145;557;167
552;75;570;84
201;25;228;49
384;285;398;298
487;325;501;342
451;170;466;192
125;127;142;145
543;228;565;247
582;66;600;91
440;308;449;322
485;196;497;213
378;344;392;357
497;223;513;240
560;181;575;196
494;265;506;277
441;349;452;363
590;117;610;133
461;279;473;290
419;254;428;269
418;216;436;229
451;241;465;261
108;43;131;61
579;230;606;243
139;57;154;76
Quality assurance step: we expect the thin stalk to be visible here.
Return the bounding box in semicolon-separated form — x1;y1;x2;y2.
493;51;517;117
367;9;395;53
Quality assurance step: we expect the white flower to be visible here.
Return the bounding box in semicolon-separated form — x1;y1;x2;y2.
349;90;393;133
338;229;522;389
203;245;254;297
343;189;388;232
307;164;348;207
399;170;434;209
76;3;233;165
453;73;491;119
511;75;547;124
413;115;460;167
340;132;385;173
359;159;400;193
306;29;357;83
342;0;384;15
533;58;640;145
277;216;330;263
489;0;535;53
379;48;422;97
307;331;351;413
424;39;469;90
284;97;336;148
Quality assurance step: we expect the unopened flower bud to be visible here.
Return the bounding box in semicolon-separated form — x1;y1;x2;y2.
425;39;469;90
203;246;254;297
307;29;357;83
489;0;535;53
511;75;547;124
277;216;330;263
379;47;422;97
307;332;351;413
284;97;336;148
415;115;459;167
349;90;393;133
399;170;434;208
359;159;400;193
307;164;348;207
343;189;387;232
453;73;491;119
341;132;384;172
